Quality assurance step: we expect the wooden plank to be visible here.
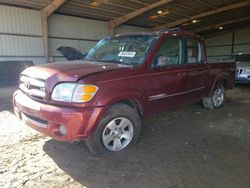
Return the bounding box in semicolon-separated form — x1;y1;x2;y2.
108;0;174;34
66;1;127;16
40;0;67;63
94;0;136;11
40;13;49;63
41;0;66;17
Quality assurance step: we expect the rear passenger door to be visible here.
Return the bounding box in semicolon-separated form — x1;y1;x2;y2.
184;38;209;101
146;37;208;114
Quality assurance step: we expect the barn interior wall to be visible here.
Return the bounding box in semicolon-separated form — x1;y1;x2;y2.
205;27;250;61
0;5;148;64
2;4;249;65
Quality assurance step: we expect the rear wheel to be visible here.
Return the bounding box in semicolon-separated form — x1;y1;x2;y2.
85;103;141;155
202;83;225;110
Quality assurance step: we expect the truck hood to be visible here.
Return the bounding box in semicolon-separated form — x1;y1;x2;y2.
21;60;130;82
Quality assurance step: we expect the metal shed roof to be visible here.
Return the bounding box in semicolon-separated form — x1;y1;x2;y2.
0;0;249;35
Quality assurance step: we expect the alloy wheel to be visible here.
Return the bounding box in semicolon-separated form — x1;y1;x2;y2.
102;117;134;151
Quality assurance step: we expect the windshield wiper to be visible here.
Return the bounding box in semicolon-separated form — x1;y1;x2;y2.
105;59;140;66
119;62;138;66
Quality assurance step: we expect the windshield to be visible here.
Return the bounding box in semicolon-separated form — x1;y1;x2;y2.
84;35;158;66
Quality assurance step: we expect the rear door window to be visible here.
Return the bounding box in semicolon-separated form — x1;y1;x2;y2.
186;39;203;64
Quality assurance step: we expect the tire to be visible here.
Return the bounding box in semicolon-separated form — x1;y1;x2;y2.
202;83;225;110
85;103;141;155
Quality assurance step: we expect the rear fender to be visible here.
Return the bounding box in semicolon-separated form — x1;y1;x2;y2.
209;73;228;96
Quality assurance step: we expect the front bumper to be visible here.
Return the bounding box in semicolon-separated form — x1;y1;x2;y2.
13;90;104;141
235;75;250;84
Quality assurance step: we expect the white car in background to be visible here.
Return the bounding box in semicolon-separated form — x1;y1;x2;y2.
229;53;250;84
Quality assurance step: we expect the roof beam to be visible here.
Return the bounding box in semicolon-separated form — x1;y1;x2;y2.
41;0;66;17
108;0;174;35
95;0;136;11
40;0;66;63
192;16;250;33
194;0;216;9
153;0;250;30
172;3;201;14
109;0;174;26
128;0;148;6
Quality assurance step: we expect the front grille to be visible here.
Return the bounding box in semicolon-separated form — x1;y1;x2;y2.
23;113;48;125
19;75;46;100
237;68;243;75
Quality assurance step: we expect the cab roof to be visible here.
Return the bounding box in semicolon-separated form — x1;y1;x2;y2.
116;28;203;40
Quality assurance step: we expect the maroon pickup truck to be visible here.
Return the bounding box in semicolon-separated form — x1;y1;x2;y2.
13;28;236;154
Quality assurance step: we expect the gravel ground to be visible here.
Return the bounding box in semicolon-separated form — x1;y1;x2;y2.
0;85;250;188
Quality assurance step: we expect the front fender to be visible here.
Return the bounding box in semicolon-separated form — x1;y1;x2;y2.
96;87;146;113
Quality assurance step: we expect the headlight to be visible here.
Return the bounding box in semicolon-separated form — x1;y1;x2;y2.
51;83;98;103
243;68;250;74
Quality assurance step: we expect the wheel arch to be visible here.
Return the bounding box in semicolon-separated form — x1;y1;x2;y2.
109;98;144;118
209;73;229;96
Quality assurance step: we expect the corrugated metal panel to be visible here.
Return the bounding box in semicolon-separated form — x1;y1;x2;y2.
48;14;148;40
0;5;151;65
79;41;96;53
205;32;232;46
234;44;250;53
0;5;42;35
48;14;147;61
49;38;96;57
205;28;250;57
0;5;44;64
0;35;43;56
0;57;44;65
235;28;250;44
48;14;108;40
207;46;232;56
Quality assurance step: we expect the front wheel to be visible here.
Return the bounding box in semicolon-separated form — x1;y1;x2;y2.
202;83;225;110
85;103;141;155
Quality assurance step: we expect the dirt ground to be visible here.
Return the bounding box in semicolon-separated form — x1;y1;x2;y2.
0;84;250;188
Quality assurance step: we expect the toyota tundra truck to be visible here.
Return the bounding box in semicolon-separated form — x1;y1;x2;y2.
13;28;236;154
